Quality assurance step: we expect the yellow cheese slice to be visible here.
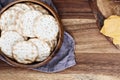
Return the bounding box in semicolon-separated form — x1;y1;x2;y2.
100;15;120;45
113;38;120;45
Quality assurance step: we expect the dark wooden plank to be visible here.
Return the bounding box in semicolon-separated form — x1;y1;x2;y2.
53;2;91;13
60;12;95;19
53;0;95;19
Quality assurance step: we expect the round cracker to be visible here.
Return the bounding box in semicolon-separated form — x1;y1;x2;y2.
31;3;49;14
29;38;51;62
0;8;23;35
0;31;24;58
34;15;59;41
15;19;23;35
9;6;25;12
12;41;38;64
20;10;42;37
0;9;19;31
1;30;27;41
25;2;35;10
47;39;57;52
13;3;31;11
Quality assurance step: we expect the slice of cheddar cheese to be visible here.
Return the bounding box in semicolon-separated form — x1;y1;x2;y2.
100;15;120;45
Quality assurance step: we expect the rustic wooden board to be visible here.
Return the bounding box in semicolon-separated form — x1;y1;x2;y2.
0;0;120;80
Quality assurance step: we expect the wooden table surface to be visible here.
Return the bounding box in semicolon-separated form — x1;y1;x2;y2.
1;0;120;80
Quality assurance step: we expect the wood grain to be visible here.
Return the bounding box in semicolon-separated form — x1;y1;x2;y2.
62;19;120;53
53;0;95;19
0;0;120;80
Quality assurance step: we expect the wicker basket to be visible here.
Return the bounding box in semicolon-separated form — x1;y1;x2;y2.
0;0;64;68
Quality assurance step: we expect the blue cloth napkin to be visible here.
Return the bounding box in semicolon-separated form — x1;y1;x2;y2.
0;0;76;73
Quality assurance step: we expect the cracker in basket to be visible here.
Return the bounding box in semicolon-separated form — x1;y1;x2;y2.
20;10;43;37
34;15;59;41
0;31;24;58
13;3;31;11
0;7;23;35
25;2;36;10
9;6;24;12
29;39;51;62
31;3;49;14
12;41;38;64
15;19;23;35
0;9;19;31
0;3;31;30
47;39;57;51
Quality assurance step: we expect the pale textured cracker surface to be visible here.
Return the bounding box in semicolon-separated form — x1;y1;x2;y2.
34;15;59;41
0;9;19;31
47;38;57;51
0;7;24;35
13;3;31;11
9;6;24;12
32;3;49;14
26;3;35;10
13;41;38;64
21;10;43;37
0;31;24;58
29;39;51;62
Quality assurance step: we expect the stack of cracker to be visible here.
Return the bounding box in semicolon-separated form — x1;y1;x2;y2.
0;3;59;64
